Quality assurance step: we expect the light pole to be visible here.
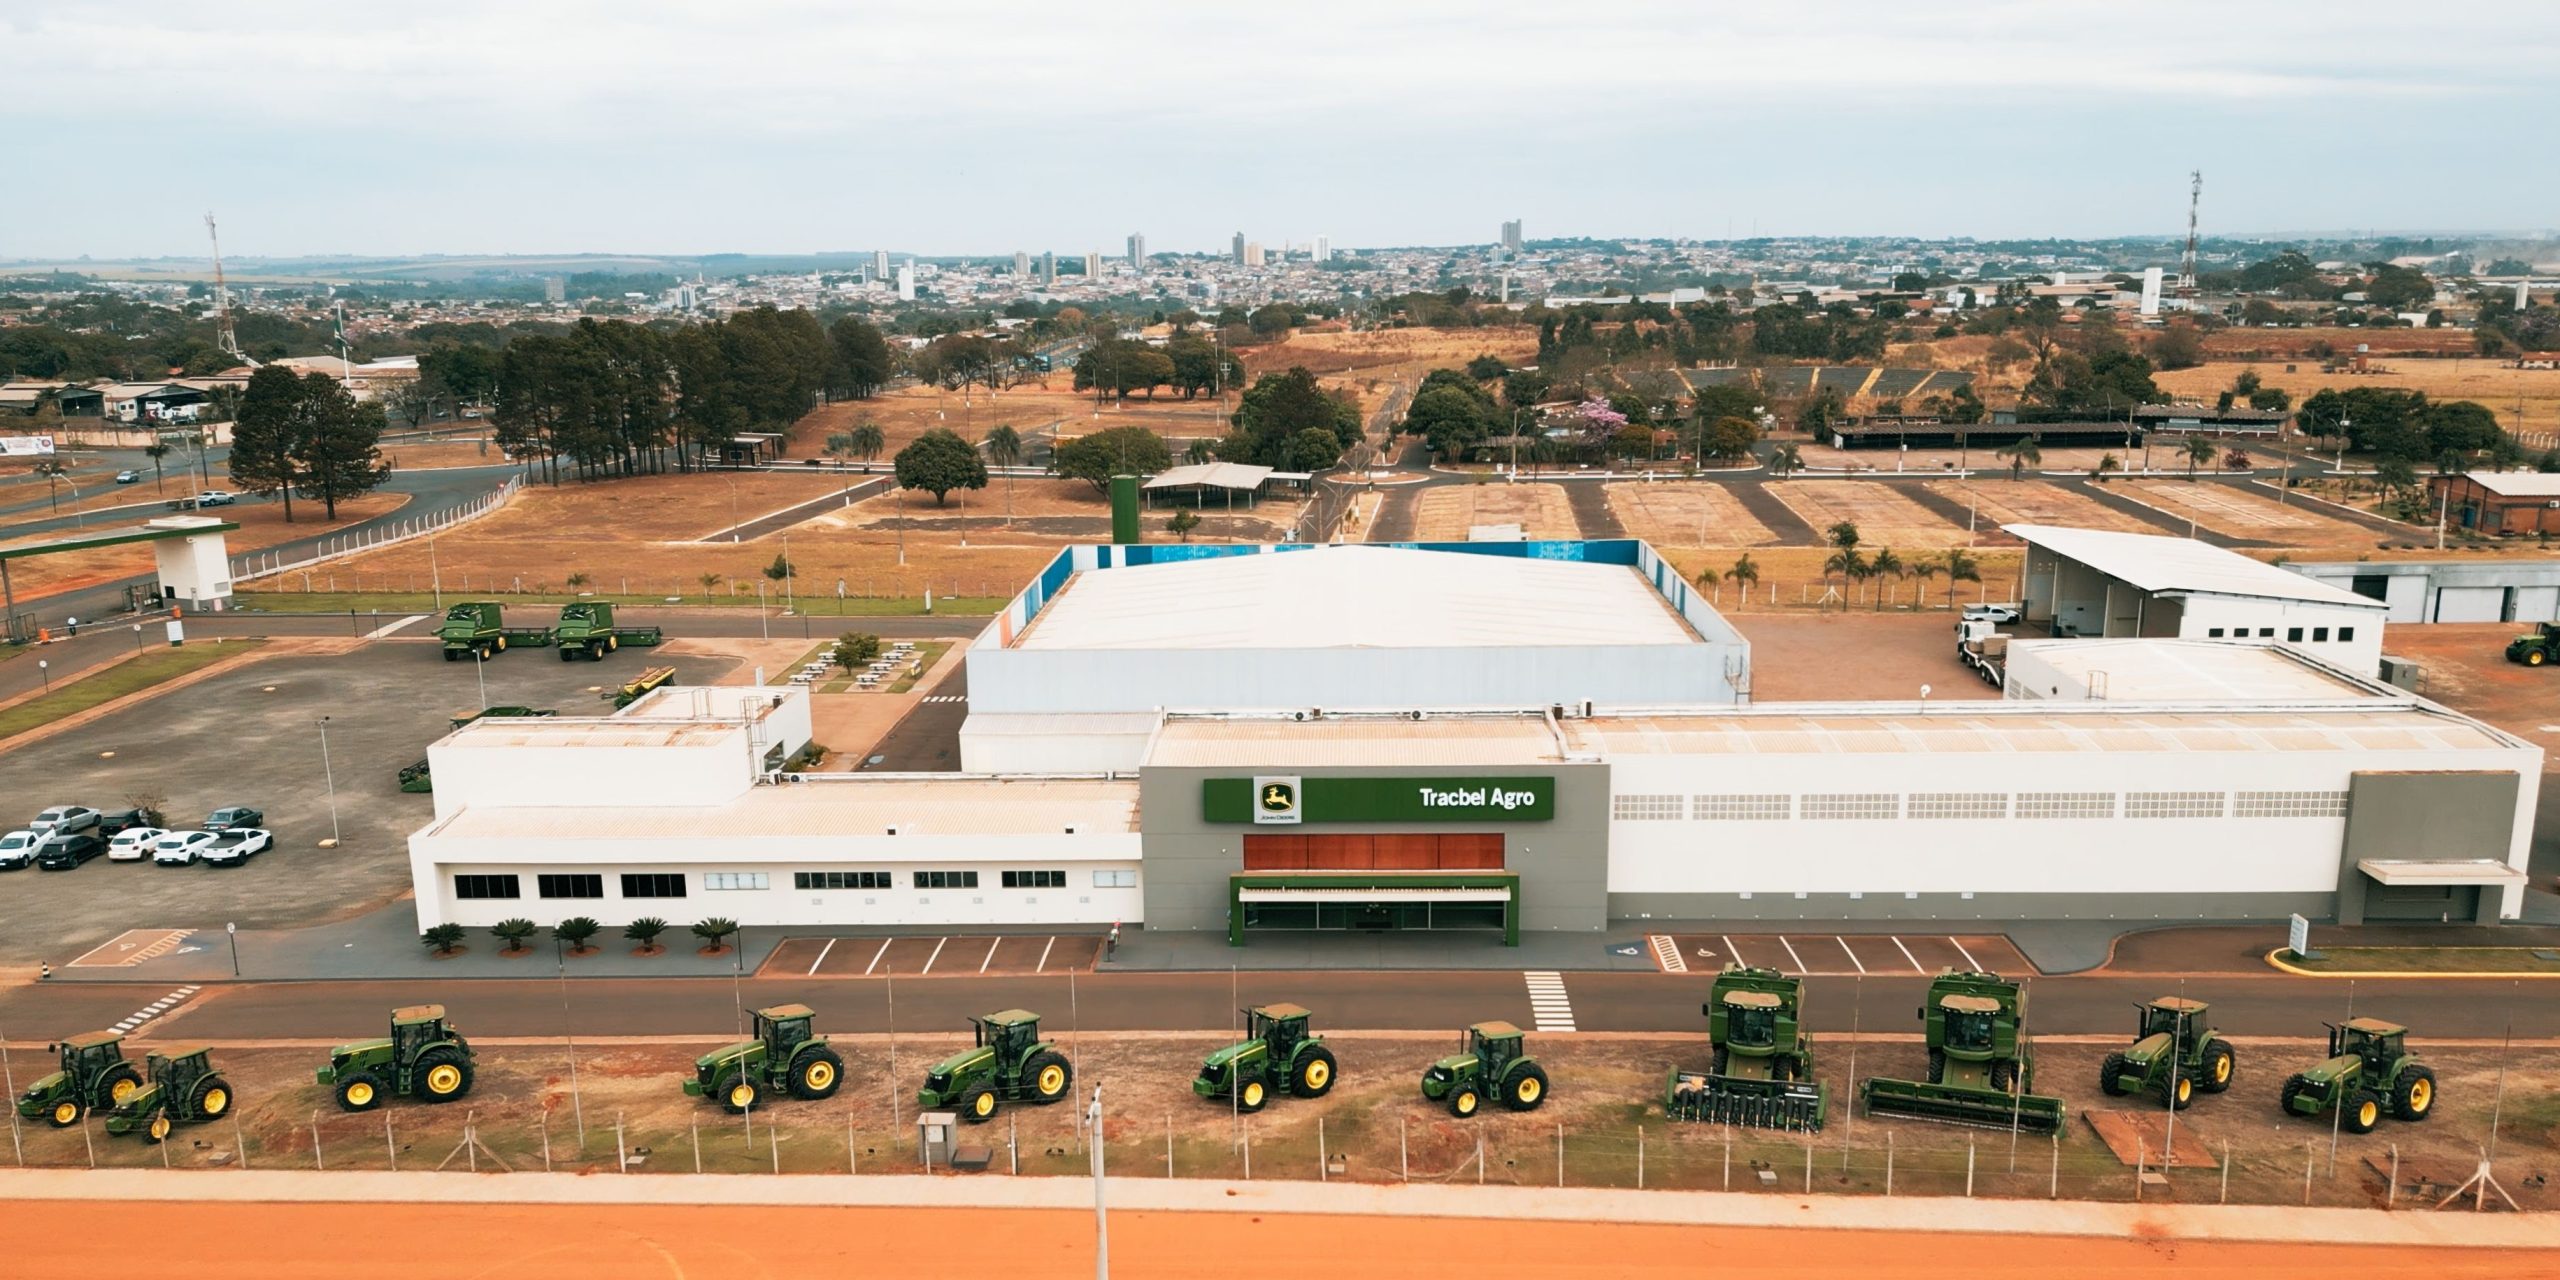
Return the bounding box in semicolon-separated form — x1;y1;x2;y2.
2337;417;2350;476
471;645;487;710
1089;1083;1109;1280
726;474;742;543
782;534;793;614
316;716;341;845
131;623;143;654
36;660;47;693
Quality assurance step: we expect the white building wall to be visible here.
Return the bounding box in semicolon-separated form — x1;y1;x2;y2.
960;716;1156;773
969;643;1739;715
2172;595;2384;673
429;736;753;820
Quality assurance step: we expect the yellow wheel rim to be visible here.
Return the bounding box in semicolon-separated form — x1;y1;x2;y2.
1456;1092;1476;1115
974;1092;995;1117
1243;1082;1264;1106
1039;1064;1065;1094
729;1084;754;1108
1306;1061;1330;1089
2410;1079;2431;1111
53;1101;78;1126
1519;1077;1542;1103
2214;1056;2230;1083
150;1115;171;1140
203;1088;229;1116
2358;1101;2378;1127
2175;1078;2191;1103
346;1082;374;1107
111;1078;139;1104
427;1065;463;1095
807;1061;835;1089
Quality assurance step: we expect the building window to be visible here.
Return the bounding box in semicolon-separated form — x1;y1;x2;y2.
2234;790;2350;818
2285;628;2303;642
537;873;603;899
2125;791;2226;819
1002;870;1066;889
2339;627;2356;642
914;870;979;890
2259;628;2275;638
2312;627;2330;642
1908;793;2009;820
2206;628;2225;638
704;872;769;891
2017;792;2115;820
1801;793;1898;820
1093;869;1137;888
454;874;519;900
1611;794;1684;821
620;873;687;899
795;871;892;890
1693;794;1791;820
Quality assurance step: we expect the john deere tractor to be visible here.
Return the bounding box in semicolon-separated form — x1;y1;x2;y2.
1193;1003;1338;1112
13;1030;144;1128
103;1047;236;1144
1860;970;2065;1133
1418;1021;1548;1118
2280;1017;2436;1134
316;1005;477;1111
1665;965;1827;1131
2100;997;2236;1109
916;1009;1073;1123
2507;622;2560;667
684;1004;844;1113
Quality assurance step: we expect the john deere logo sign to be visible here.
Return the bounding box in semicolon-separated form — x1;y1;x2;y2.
1253;776;1302;824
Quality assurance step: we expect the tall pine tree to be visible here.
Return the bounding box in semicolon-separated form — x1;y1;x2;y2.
295;376;389;520
228;366;310;522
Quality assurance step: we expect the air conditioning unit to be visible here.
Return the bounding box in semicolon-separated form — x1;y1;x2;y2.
884;824;901;836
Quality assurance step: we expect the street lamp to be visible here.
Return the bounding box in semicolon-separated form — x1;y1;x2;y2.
316;716;341;846
36;660;46;693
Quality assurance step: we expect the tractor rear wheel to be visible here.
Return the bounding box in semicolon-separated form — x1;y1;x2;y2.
560;648;576;662
1238;1078;1268;1113
2199;1042;2236;1094
334;1070;385;1113
191;1075;233;1120
1293;1046;1338;1098
2531;649;2548;667
1024;1051;1072;1104
2392;1066;2435;1121
1503;1062;1549;1112
718;1072;759;1115
97;1063;145;1110
147;1112;173;1144
790;1047;845;1101
2342;1089;2384;1134
959;1085;998;1123
1449;1085;1481;1118
2098;1052;2132;1097
46;1097;83;1128
416;1047;473;1103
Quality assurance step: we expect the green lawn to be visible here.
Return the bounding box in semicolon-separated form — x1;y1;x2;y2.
768;639;952;693
231;590;1004;617
2278;946;2560;975
0;641;264;743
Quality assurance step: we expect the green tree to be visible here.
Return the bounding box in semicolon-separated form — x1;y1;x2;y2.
691;917;739;954
847;421;886;462
1465;354;1509;381
295;375;391;520
982;424;1023;523
2182;436;2217;479
1700;415;1759;461
762;551;794;584
1168;508;1202;541
1938;547;1982;609
490;917;538;955
1235;367;1357;461
228;364;313;521
697;571;722;600
1726;553;1760;609
2363;263;2435;311
1054;425;1172;492
831;631;882;671
553;916;601;954
893;427;989;505
1997;434;2043;480
826;316;894;400
1826;521;1861;553
1405;383;1499;456
624;917;669;954
421;924;467;956
2374;457;2419;500
1184;437;1216;465
1868;547;1905;611
2149;323;2206;370
1284;427;1344;472
1767;442;1804;478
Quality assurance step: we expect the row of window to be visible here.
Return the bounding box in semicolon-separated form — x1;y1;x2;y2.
1612;790;2351;823
2204;624;2355;643
454;869;1137;900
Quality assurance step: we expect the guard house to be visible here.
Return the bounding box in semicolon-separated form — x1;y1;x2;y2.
0;515;237;640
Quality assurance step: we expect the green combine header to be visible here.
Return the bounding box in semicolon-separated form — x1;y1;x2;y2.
554;601;663;662
1860;970;2064;1134
1665;965;1826;1131
607;666;679;709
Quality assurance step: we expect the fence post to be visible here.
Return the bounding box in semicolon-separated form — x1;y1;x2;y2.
691;1116;701;1173
1319;1116;1328;1182
2219;1143;2230;1204
770;1119;779;1174
233;1111;248;1170
1165;1113;1172;1179
1010;1111;1018;1175
542;1112;552;1172
2387;1144;2399;1209
2135;1137;2145;1201
1243;1117;1251;1180
1476;1135;1484;1185
385;1111;396;1170
466;1113;478;1173
2303;1141;2315;1206
1400;1117;1409;1183
617;1112;627;1172
851;1115;858;1175
1885;1131;1894;1196
1802;1139;1811;1193
311;1111;323;1170
1637;1125;1644;1190
1966;1135;1976;1198
2050;1128;2060;1199
1562;1124;1568;1188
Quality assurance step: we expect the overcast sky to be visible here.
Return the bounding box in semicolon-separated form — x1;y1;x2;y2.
8;1;2554;260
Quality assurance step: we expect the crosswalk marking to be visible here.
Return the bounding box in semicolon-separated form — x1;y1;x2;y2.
920;693;967;704
110;985;201;1035
1647;935;1687;973
1522;971;1576;1033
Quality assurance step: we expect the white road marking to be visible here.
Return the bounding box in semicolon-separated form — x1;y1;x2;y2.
110;986;201;1035
1777;935;1809;975
1035;935;1056;973
1522;971;1576;1032
920;935;949;975
863;938;892;976
1720;935;1740;968
978;937;1001;974
1891;935;1924;973
1951;937;1983;971
806;937;837;976
1648;935;1687;973
1835;935;1866;975
364;614;430;639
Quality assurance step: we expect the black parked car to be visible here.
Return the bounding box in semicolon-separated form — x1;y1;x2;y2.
203;806;264;832
35;831;106;871
97;808;149;836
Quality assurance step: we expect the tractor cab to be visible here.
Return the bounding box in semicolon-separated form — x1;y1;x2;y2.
2331;1017;2406;1069
144;1047;216;1094
2138;998;2209;1049
391;1005;451;1063
754;1004;816;1057
1248;1003;1311;1060
974;1009;1044;1061
1468;1021;1526;1076
54;1030;126;1081
1939;995;2001;1057
1718;990;1784;1051
2509;622;2560;665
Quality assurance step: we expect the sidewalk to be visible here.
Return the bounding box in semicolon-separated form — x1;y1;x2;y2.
1;1168;2550;1249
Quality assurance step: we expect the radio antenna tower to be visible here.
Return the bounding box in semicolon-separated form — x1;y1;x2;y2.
205;212;255;368
2175;171;2201;300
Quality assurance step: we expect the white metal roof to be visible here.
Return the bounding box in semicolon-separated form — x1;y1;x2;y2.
2005;639;2387;702
2455;471;2560;498
1562;708;2513;756
434;777;1139;839
1014;545;1698;650
1149;715;1561;767
1142;462;1273;491
2005;524;2382;609
2356;859;2527;887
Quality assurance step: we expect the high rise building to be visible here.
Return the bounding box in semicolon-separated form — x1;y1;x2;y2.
1312;235;1331;263
542;276;565;304
1127;233;1146;267
1084;251;1103;279
1243;242;1266;268
1500;219;1523;254
1040;251;1056;284
874;249;891;279
895;263;915;302
1232;232;1246;264
1014;250;1031;276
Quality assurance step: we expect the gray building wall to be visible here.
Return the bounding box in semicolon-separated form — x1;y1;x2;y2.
2337;770;2517;925
974;645;1742;715
1138;763;1612;934
2287;559;2560;625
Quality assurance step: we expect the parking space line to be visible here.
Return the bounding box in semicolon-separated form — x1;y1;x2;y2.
806;938;837;977
864;938;892;976
364;614;430;639
1834;936;1866;975
920;936;949;975
1776;935;1808;975
1036;936;1056;973
1891;935;1924;973
1951;937;1983;971
979;937;1001;974
1720;935;1740;968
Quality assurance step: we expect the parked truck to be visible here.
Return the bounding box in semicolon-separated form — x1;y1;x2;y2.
437;602;554;661
554;601;663;662
1956;618;2010;689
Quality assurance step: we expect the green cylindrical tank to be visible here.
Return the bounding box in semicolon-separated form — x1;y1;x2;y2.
1110;474;1140;544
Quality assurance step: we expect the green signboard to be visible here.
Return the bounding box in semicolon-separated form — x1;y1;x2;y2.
1203;775;1555;824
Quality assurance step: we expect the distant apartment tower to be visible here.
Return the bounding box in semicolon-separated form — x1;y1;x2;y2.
1014;250;1031;276
1127;233;1146;268
1040;251;1056;284
542;276;565;304
1232;232;1246;264
2138;267;2164;317
1500;219;1523;254
1312;235;1331;263
1243;242;1266;268
895;263;915;302
873;249;891;280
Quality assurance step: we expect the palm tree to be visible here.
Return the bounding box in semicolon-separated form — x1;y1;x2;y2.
1826;520;1861;553
32;459;67;514
2183;436;2217;480
624;917;669;955
697;571;722;601
2093;453;2122;481
1727;553;1760;610
565;571;590;594
849;421;886;463
1822;548;1866;610
1868;547;1904;611
982;424;1023;525
1691;564;1720;603
1909;558;1943;605
143;441;173;493
1997;434;2043;481
1768;442;1804;479
1939;547;1982;610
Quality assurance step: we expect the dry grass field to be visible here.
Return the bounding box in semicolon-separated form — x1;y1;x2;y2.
381;439;507;470
792;380;1235;460
1764;480;1973;550
0;492;409;598
2118;478;2368;544
2153;357;2560;440
1240;326;1537;381
1408;483;1579;541
1603;481;1778;547
1923;479;2159;534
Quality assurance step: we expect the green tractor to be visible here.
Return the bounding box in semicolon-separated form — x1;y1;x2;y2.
1860;970;2065;1133
316;1004;478;1112
2099;997;2236;1109
2280;1017;2436;1134
1192;1003;1339;1112
2506;621;2560;667
103;1047;236;1144
13;1031;145;1128
916;1009;1074;1124
684;1004;845;1113
1418;1021;1548;1118
1665;965;1827;1131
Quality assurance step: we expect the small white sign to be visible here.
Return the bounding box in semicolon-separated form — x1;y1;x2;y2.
2287;913;2310;957
0;435;57;458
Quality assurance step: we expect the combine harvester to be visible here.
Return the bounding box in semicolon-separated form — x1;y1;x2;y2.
1861;970;2064;1133
437;601;554;661
554;601;663;662
1664;965;1826;1131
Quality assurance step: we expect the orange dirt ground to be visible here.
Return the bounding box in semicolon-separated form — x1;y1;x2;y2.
13;1200;2549;1279
0;492;409;598
1922;479;2159;535
1408;483;1579;541
1764;480;1973;550
1603;481;1778;547
2152;356;2560;441
380;438;508;470
2118;479;2366;544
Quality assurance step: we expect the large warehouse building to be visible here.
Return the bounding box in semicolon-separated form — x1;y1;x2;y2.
410;535;2540;941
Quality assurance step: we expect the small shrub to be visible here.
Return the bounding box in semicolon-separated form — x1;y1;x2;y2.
422;924;467;956
554;916;601;954
625;917;669;954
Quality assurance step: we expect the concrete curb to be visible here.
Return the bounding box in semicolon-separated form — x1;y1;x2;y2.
2263;948;2560;980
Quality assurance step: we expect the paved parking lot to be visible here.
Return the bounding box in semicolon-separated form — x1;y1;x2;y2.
763;932;1103;978
0;640;734;968
1647;931;2037;976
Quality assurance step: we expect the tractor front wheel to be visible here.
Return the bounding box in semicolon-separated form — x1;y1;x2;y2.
1449;1086;1481;1118
2531;649;2548;667
2167;1071;2195;1110
2342;1089;2384;1134
1925;1049;1946;1085
1293;1046;1338;1098
560;648;576;662
790;1047;845;1101
1503;1062;1549;1112
417;1047;474;1103
97;1063;145;1110
1025;1051;1073;1104
192;1075;233;1119
2199;1042;2236;1094
1238;1078;1268;1113
334;1070;386;1113
718;1072;759;1115
2098;1052;2132;1097
2392;1066;2435;1121
146;1112;173;1144
959;1085;998;1123
47;1097;83;1128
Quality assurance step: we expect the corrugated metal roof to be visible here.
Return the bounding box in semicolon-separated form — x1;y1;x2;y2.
435;777;1140;839
2007;638;2383;701
1149;716;1560;767
1562;709;2511;756
2006;524;2382;609
1143;462;1273;491
2455;471;2560;498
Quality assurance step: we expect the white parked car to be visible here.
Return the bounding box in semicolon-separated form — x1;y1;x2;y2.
107;827;168;862
1960;602;2023;625
153;830;218;866
200;828;272;867
30;805;101;836
0;830;39;872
